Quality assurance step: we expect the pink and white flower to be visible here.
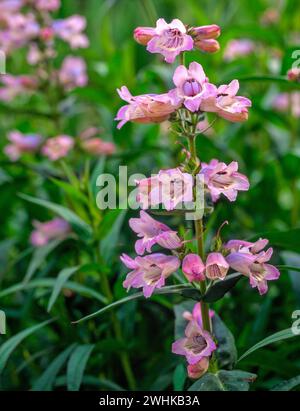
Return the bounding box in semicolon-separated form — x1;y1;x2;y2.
58;56;88;91
30;218;70;247
172;319;216;365
136;168;194;211
191;24;221;53
121;253;180;298
35;0;61;11
199;159;249;202
4;130;42;161
52;15;89;49
169;62;217;112
226;247;280;295
140;18;193;63
129;211;182;255
205;252;229;280
224;238;269;254
201;79;252;122
115;86;178;129
271;92;300;118
187;357;209;379
41;135;74;160
182;253;205;282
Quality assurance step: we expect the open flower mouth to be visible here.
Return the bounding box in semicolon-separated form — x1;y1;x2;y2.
183;79;202;97
206;264;222;279
212;172;234;188
250;264;266;281
158;28;185;50
185;335;207;354
144;264;162;285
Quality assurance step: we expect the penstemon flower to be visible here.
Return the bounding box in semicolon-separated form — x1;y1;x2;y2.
205;252;229;280
41;135;74;160
182;254;206;282
121;253;180;298
200;159;250;202
30;218;70;247
4;131;42;161
58;56;88;91
129;211;182;255
115;86;178;129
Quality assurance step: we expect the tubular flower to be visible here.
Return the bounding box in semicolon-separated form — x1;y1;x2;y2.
223;39;255;61
58;56;88;91
136;18;193;63
4;131;42;161
205;252;229;280
224;238;269;254
201;79;252;122
200;159;249;202
172;319;216;365
136;168;194;211
182;254;205;282
121;253;180;298
191;24;221;53
30;218;70;247
115;86;178;129
41;135;74;160
0;75;38;102
168;62;217;112
129;211;182;255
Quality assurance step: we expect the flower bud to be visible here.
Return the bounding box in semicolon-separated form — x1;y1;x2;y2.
195;38;220;53
187;357;209;379
133;27;156;45
182;253;205;282
191;24;221;40
205;252;229;280
287;68;300;82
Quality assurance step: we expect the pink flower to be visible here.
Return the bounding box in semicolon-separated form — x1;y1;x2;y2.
201;79;252;122
226;247;280;295
115;86;178;129
224;238;269;254
172;319;216;365
223;39;255;61
58;56;88;91
41;135;74;160
129;211;182;255
52;15;89;49
168;62;217;112
182;253;205;282
287;68;300;82
4;131;42;161
183;302;214;329
136;168;194;211
0;75;37;101
139;18;193;63
205;252;229;280
121;253;180;298
30;218;70;247
187;357;209;379
200;159;249;202
81;138;115;156
35;0;61;11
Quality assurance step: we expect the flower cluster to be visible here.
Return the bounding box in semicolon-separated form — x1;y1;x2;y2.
30;217;70;247
4;129;116;161
117;16;280;381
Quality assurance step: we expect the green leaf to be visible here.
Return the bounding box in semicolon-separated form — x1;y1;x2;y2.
47;266;81;312
50;178;88;205
32;344;76;391
0;319;55;374
19;193;92;241
237;75;300;89
0;278;107;304
238;328;299;362
188;370;256;391
24;239;63;283
173;364;186;391
203;273;242;303
72;284;191;324
251;229;300;253
180;288;202;301
67;344;94;391
271;375;300;391
212;314;237;369
100;209;127;263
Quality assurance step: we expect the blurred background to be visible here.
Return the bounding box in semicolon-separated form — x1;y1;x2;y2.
0;0;300;391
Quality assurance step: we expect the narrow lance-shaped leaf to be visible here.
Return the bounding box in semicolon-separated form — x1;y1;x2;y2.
67;344;95;391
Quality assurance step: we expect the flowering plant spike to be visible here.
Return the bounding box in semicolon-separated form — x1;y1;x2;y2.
117;16;281;387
